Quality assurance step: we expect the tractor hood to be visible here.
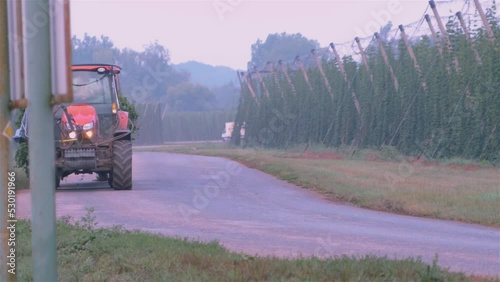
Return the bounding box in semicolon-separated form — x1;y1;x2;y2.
62;104;98;126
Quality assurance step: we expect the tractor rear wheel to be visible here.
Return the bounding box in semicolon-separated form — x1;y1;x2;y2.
111;140;132;190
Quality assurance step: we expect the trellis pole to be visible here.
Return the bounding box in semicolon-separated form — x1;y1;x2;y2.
295;56;313;92
241;71;258;104
456;11;482;65
473;0;496;43
278;60;296;96
425;14;444;57
429;0;461;72
354;37;374;83
329;43;361;114
399;25;428;91
254;67;270;98
373;33;399;91
312;49;334;98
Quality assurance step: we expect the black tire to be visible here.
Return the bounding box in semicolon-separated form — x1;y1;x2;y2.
111;140;132;190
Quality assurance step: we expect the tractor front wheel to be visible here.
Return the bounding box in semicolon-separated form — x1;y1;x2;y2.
111;140;132;190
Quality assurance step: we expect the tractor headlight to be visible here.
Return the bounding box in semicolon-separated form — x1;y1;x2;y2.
82;121;94;131
68;131;77;139
85;130;94;139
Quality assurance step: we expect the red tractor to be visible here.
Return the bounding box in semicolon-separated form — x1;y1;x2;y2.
16;64;133;190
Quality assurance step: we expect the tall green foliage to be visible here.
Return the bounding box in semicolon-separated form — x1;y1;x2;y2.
236;10;499;162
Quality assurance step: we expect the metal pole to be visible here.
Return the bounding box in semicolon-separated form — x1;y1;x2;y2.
0;1;13;281
24;0;58;280
472;0;495;43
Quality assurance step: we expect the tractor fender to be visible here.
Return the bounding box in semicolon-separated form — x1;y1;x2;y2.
117;111;129;130
114;130;131;141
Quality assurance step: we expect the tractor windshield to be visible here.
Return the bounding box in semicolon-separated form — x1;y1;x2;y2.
72;70;113;104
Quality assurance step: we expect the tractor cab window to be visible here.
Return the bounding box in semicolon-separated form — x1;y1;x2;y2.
72;70;113;104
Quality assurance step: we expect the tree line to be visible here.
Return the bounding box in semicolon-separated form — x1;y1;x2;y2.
72;34;238;112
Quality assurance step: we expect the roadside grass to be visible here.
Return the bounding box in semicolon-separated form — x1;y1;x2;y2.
136;143;500;227
16;212;482;282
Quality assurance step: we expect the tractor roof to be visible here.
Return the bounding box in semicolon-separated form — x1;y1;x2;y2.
72;64;121;73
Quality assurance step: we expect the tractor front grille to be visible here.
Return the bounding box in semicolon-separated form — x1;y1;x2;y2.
64;148;96;158
63;148;96;169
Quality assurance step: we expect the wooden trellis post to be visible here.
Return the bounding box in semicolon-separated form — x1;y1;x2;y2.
295;56;313;92
424;14;443;57
373;33;399;91
429;0;461;72
329;43;361;114
278;60;296;96
456;11;482;65
267;62;285;99
240;71;258;104
399;25;428;91
236;70;243;88
312;49;334;98
354;37;374;83
425;14;451;74
473;0;496;43
254;66;270;98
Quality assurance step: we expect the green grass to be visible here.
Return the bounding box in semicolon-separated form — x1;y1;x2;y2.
136;143;500;227
13;167;29;190
16;211;483;282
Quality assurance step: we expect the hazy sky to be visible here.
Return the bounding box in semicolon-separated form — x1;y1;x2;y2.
70;0;488;69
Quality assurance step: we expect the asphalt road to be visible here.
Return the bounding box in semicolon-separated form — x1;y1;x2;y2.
17;152;500;277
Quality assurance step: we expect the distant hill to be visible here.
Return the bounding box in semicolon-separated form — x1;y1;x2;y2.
174;61;239;88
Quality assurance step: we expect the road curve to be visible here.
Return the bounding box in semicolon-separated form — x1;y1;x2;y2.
17;151;500;277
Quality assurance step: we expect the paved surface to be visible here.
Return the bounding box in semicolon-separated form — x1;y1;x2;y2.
17;152;500;277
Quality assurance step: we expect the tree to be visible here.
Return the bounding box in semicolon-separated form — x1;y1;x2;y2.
72;34;120;64
72;36;190;103
117;42;190;103
166;82;216;112
211;82;240;110
249;32;320;69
